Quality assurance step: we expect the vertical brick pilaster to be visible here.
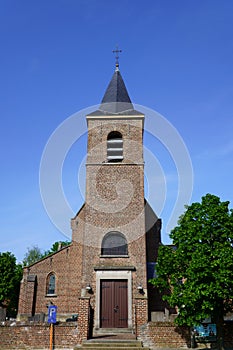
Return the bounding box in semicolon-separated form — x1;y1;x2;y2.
17;277;27;318
135;297;148;338
17;274;37;319
25;275;37;315
78;297;90;341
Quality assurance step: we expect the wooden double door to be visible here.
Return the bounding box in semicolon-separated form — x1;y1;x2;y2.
100;279;128;328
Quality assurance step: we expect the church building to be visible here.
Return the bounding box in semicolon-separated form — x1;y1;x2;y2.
17;59;165;337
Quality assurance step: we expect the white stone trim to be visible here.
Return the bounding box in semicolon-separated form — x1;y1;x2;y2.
86;115;144;120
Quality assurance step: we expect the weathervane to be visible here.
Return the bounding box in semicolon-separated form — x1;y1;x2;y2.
112;45;122;68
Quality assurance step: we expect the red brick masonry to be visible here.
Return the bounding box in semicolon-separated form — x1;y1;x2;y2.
1;322;232;349
0;322;81;349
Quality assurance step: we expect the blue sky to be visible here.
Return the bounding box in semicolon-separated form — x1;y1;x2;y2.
1;0;233;262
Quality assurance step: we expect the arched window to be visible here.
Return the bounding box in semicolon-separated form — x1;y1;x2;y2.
101;231;128;256
47;273;56;295
107;131;123;162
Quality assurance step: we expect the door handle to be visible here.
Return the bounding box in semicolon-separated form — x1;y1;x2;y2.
114;305;119;312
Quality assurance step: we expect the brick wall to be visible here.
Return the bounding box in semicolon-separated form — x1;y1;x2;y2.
2;322;232;349
18;242;83;321
140;322;191;348
0;322;82;349
135;297;148;338
77;297;90;341
86;119;144;165
138;322;233;349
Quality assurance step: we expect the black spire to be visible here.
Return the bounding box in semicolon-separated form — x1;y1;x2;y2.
99;68;134;114
87;50;143;116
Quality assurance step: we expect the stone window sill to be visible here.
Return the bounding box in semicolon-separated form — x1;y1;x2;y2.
45;294;57;297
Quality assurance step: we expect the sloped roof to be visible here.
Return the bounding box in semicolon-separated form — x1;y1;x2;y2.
88;66;143;116
99;67;134;113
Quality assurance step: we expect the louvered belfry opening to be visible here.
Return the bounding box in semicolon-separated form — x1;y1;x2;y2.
107;131;123;162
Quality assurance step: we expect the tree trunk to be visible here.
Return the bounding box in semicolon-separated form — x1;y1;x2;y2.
0;305;7;321
214;308;224;350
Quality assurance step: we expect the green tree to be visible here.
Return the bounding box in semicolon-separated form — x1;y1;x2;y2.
23;245;44;266
44;240;70;256
23;241;71;266
150;194;233;349
0;252;23;317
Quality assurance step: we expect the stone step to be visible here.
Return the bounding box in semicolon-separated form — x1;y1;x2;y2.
74;339;150;349
76;348;151;350
81;344;141;346
94;328;133;333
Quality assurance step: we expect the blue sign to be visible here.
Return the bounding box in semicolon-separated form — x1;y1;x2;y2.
193;324;217;341
48;305;57;324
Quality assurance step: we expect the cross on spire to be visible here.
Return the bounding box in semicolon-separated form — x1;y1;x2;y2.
112;45;122;69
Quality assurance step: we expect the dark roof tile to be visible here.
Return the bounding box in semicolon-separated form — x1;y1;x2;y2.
99;68;134;114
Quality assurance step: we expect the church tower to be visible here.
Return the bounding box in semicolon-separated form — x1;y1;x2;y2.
17;58;162;338
71;60;161;332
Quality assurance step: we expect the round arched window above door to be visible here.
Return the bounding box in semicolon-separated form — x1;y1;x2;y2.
101;231;128;256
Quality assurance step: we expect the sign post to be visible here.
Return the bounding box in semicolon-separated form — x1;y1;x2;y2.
48;305;57;350
49;323;53;350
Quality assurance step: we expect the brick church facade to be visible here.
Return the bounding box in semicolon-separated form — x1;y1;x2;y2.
17;62;165;336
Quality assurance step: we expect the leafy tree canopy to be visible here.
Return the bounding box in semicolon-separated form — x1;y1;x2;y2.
43;241;70;256
150;194;233;346
23;245;44;267
23;241;71;266
0;252;22;316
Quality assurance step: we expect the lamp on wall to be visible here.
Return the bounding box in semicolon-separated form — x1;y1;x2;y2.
137;284;144;294
85;284;92;293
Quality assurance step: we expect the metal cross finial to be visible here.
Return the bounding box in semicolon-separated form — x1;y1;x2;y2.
112;46;122;68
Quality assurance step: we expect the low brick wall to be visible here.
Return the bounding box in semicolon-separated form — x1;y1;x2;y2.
139;322;191;348
138;321;233;349
0;322;82;349
1;321;233;349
